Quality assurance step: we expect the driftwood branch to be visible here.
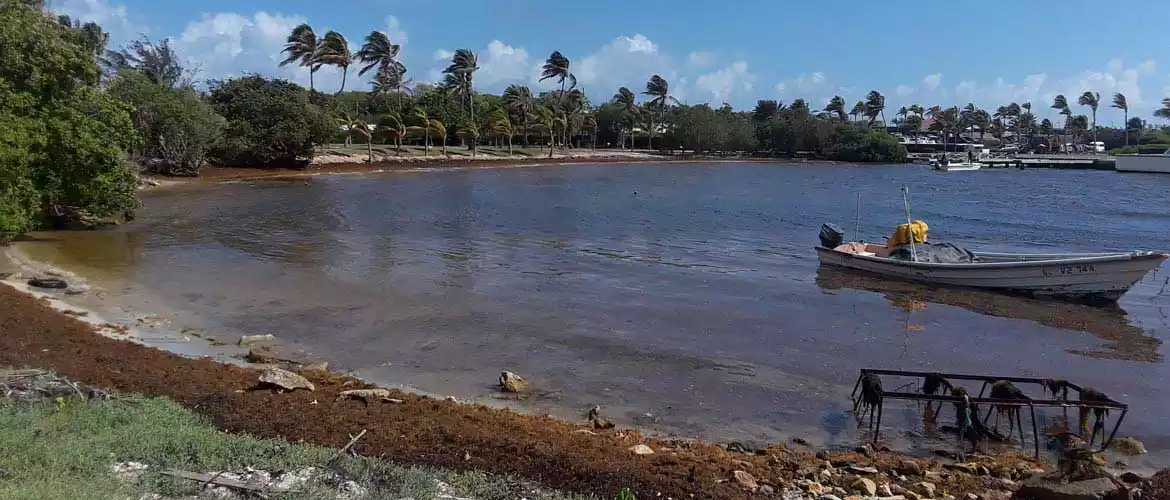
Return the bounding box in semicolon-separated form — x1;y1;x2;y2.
160;469;285;496
331;429;367;462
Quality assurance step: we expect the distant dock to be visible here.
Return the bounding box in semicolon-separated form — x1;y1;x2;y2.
909;152;1117;170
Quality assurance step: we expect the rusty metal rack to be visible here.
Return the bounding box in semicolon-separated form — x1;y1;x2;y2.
850;368;1129;458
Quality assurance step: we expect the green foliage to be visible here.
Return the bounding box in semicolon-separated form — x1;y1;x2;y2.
1;0;139;238
207;75;330;168
831;125;907;163
616;487;637;500
107;70;226;176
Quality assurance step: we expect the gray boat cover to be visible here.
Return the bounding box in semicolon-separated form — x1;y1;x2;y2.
888;242;976;263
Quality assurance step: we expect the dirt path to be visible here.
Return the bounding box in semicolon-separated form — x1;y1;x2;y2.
0;284;1043;499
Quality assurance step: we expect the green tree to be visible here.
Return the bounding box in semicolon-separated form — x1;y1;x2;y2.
582;113;598;150
458;119;479;157
377;113;406;155
318;31;352;95
643;75;678;149
1112;93;1129;146
503;84;533;147
1;0;140;237
208;75;330;168
824;96;847;122
613;87;639;149
279;24;321;91
488;107;514;156
429;118;449;156
107;69;226;176
371;64;410;114
1052;94;1071;151
1078;91;1100;146
849;100;866;122
532;105;556;155
442;49;479;126
355;31;402;78
1155;98;1170;120
410;107;433;156
864;90;886;126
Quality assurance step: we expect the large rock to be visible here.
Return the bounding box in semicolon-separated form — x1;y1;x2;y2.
913;482;937;498
733;470;759;491
258;367;314;392
851;478;877;496
339;389;399;404
499;371;529;393
1011;477;1120;500
898;460;924;476
629;444;654;455
239;334;277;347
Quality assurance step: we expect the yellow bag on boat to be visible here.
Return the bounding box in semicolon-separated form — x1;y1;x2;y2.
887;220;928;248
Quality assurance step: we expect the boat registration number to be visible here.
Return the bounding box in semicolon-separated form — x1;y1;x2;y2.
1041;264;1096;277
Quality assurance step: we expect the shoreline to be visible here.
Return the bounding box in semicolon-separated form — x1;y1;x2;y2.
0;246;1052;500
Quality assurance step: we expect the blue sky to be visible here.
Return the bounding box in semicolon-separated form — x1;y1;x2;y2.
52;0;1169;125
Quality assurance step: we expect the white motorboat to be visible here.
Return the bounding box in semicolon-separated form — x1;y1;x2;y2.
815;245;1167;303
933;162;982;172
1115;147;1170;174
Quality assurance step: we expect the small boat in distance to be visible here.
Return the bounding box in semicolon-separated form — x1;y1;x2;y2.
933;162;982;172
1115;147;1170;174
815;243;1167;303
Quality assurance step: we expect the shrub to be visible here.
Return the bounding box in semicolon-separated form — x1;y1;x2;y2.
207;75;330;168
107;70;226;176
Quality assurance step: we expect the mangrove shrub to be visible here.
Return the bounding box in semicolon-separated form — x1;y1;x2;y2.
208;75;331;168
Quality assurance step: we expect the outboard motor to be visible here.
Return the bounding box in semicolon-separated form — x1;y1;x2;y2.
819;223;844;248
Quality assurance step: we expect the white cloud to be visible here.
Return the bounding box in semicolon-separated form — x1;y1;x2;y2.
53;0;143;47
895;84;915;97
477;40;529;88
694;61;755;102
687;51;715;68
573;34;680;99
433;49;454;61
173;11;327;88
382;15;407;46
774;83;787;93
922;73;941;91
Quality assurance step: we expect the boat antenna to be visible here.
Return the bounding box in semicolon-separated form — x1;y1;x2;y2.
901;185;917;263
854;192;862;242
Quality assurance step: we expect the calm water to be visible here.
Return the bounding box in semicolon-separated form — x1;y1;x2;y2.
25;163;1170;466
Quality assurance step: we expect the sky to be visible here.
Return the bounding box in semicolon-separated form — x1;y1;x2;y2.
50;0;1170;126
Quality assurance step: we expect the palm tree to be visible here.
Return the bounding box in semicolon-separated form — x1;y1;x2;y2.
1156;98;1170;120
1052;94;1071;152
614;87;639;149
458;120;480;158
532;105;556;155
371;65;410;114
824;96;848;122
316;31;353;95
864;90;886;126
279;24;321;91
1112;93;1129;146
337;114;363;147
429;118;449;156
355;31;402;77
1039;118;1055;151
849;100;866;122
503;85;534;148
410;108;432;156
442;49;480;124
489;107;514;156
1078;91;1100;147
643;75;679;149
582;113;598;150
377;113;407;155
1068;114;1089;145
349;118;372;162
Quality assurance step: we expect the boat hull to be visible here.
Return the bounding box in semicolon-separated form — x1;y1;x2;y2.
1116;154;1170;174
934;163;982;172
815;247;1167;302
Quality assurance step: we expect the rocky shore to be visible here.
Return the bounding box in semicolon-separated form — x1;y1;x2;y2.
3;275;1168;500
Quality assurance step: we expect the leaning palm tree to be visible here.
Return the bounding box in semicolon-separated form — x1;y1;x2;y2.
849;100;866;122
1052;94;1072;152
1112;93;1129;146
503;85;534;147
458;119;480;158
532;105;557;155
864;90;886;126
613;87;638;149
337;114;363;147
643;75;679;149
371;65;410;114
348;118;372;162
442;49;479;123
540;51;576;132
489;107;515;157
355;30;402;77
279;23;321;91
317;31;352;95
429;118;449;156
377;113;407;155
1078;91;1100;148
582;113;598;150
824;96;847;122
1156;98;1170;120
410;108;433;156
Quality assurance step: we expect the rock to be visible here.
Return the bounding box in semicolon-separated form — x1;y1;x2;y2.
879;483;894;497
946;463;979;475
1012;476;1120;500
932;448;960;459
302;362;329;372
966;494;979;500
986;477;1016;490
586;405;601;421
894;486;921;500
855;445;875;458
111;461;149;481
629;444;654;455
258;367;314;392
239;334;277;346
851;478;877;496
1119;472;1144;484
760;484;775;495
914;482;937;498
821;496;843;500
339;389;397;404
65;283;90;295
816;450;831;460
727;441;765;454
1113;459;1128;468
847;465;880;475
978;466;992;476
592;418;615;429
499;371;528;392
1110;437;1147;456
733;470;759;491
793;437;811;446
898;460;924;476
28;278;68;289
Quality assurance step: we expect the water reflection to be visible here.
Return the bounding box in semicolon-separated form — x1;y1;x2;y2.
814;267;1162;362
